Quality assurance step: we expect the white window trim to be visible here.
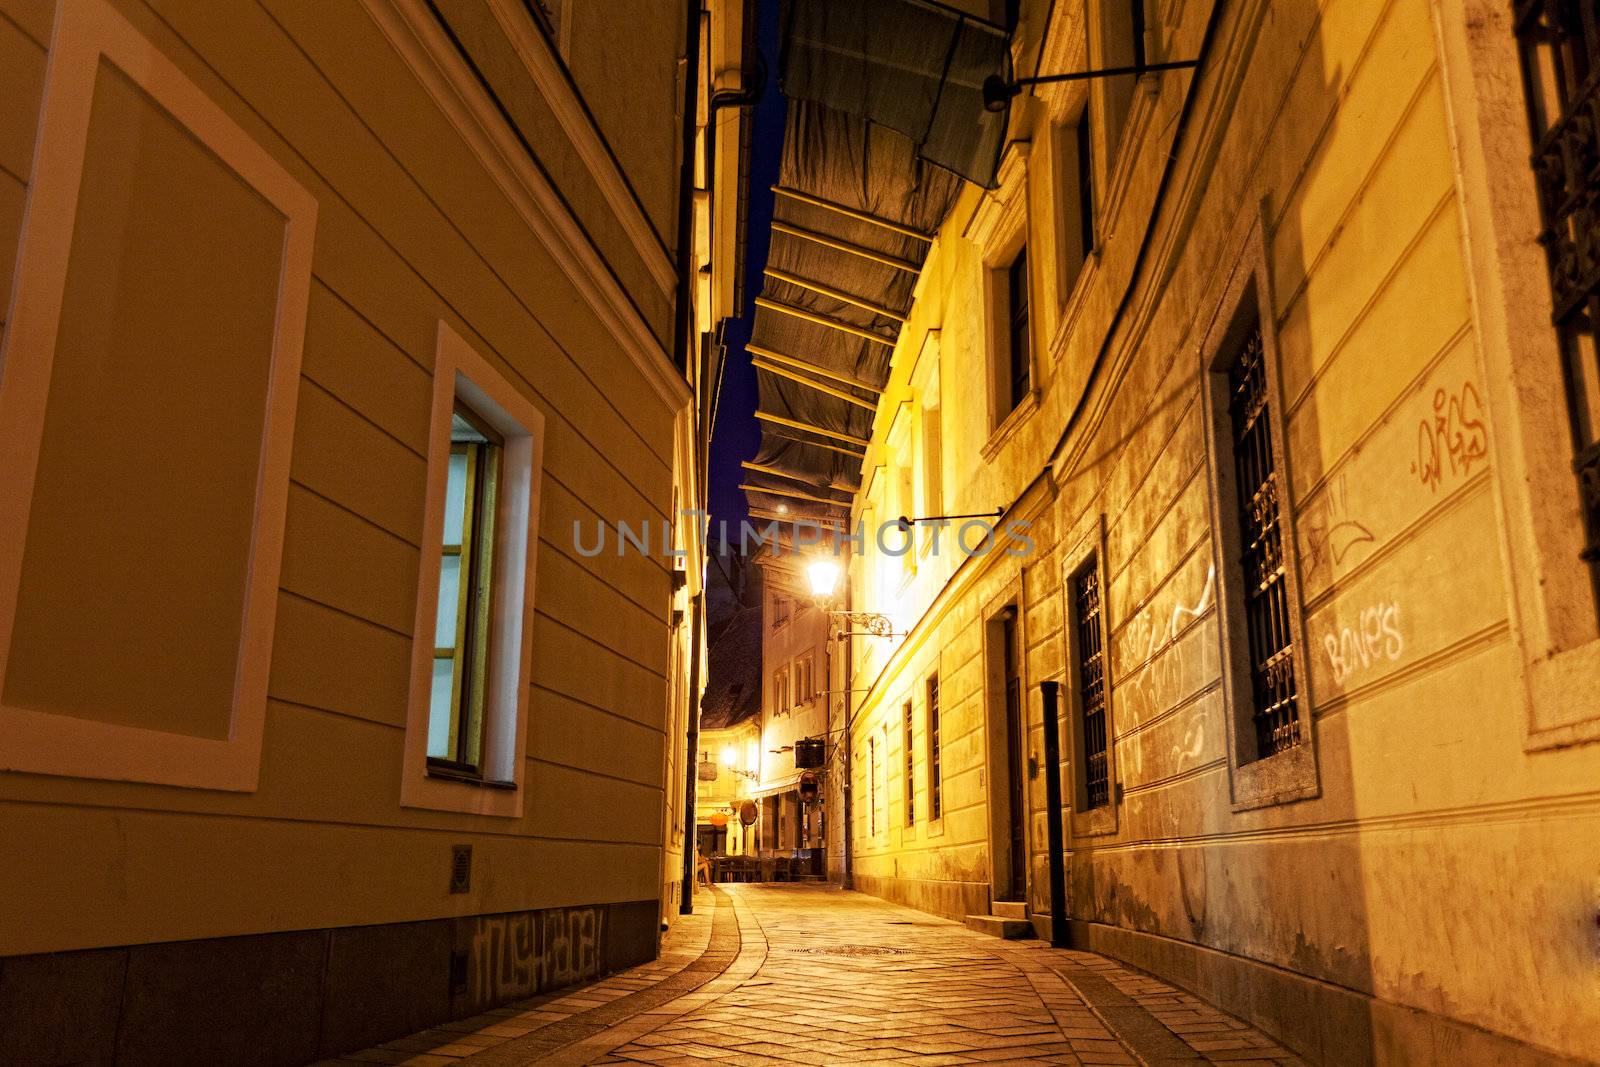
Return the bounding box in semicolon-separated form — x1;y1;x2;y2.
401;321;546;817
0;0;315;791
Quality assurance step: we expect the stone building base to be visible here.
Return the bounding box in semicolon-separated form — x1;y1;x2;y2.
851;874;991;925
1060;919;1580;1067
0;900;659;1066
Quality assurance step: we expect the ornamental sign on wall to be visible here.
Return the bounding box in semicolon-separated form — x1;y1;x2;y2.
739;800;759;826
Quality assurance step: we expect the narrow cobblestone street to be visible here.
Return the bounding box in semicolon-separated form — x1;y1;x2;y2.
322;886;1304;1066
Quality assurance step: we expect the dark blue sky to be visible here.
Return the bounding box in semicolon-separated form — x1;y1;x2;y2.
706;0;784;541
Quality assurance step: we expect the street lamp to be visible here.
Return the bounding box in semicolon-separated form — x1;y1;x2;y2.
806;558;841;599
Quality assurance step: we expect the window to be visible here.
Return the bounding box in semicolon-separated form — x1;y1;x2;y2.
402;322;545;816
1054;110;1096;301
772;593;791;630
1227;327;1300;759
793;652;814;708
427;405;504;772
0;0;315;790
1007;247;1032;410
927;673;943;819
1199;219;1317;809
773;664;790;715
1071;560;1110;809
1512;1;1600;610
904;699;916;826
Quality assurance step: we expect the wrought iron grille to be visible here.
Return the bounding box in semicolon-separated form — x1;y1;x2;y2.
1072;561;1110;809
1513;0;1600;605
1228;327;1301;759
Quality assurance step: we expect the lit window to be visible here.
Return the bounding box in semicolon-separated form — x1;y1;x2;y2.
427;405;503;772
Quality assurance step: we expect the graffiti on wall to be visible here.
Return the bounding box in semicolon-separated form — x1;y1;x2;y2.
1411;381;1488;493
540;905;604;991
1303;474;1376;573
1123;563;1216;776
458;912;538;1013
1322;602;1405;685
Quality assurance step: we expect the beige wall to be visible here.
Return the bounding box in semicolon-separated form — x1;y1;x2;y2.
0;0;687;956
843;0;1600;1060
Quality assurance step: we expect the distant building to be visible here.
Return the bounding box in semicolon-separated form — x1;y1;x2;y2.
695;606;762;858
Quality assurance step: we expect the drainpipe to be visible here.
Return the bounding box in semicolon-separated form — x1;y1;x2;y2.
840;579;855;891
674;0;702;915
679;592;704;914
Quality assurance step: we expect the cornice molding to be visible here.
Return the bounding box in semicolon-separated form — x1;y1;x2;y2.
484;0;677;296
362;0;691;412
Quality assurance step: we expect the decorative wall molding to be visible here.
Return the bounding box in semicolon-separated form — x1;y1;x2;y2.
361;0;690;414
482;0;676;295
0;0;316;791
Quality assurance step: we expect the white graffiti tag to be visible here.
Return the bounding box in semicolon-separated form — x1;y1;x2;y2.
1322;602;1404;685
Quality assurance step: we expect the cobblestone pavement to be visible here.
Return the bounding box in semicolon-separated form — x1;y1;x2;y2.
322;884;1306;1066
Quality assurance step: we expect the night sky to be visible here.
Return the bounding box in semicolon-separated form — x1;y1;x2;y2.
706;0;785;542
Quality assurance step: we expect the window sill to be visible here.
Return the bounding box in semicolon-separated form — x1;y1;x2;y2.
426;764;517;790
1523;637;1600;750
981;389;1039;463
1070;801;1117;838
1228;743;1319;812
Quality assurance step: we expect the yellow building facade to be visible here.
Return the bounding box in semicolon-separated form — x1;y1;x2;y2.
841;0;1600;1062
0;0;746;1059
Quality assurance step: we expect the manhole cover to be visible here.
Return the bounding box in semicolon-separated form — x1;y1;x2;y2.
798;945;908;956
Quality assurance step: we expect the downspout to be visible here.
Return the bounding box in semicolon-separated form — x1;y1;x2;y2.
675;0;703;915
840;574;855;891
679;591;704;914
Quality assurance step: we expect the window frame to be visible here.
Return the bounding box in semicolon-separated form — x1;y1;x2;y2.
401;321;546;817
1198;213;1320;811
427;406;505;775
1062;517;1118;837
0;0;315;791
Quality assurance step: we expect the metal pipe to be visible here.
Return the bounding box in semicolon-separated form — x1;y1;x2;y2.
1040;680;1068;948
752;357;880;411
772;185;933;241
755;297;898;346
679;592;704;914
746;343;883;394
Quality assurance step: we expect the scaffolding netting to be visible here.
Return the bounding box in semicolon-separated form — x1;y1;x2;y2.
742;3;1010;529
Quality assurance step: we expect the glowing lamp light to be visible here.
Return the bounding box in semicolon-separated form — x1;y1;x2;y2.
806;559;841;599
720;745;738;767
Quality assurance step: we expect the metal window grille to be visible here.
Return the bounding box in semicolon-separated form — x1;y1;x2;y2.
1512;0;1600;608
1227;327;1301;758
1008;249;1031;408
927;674;943;819
1072;560;1110;809
904;700;916;825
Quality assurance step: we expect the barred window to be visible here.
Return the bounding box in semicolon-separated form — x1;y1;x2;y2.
904;700;916;826
1227;326;1301;759
1071;559;1110;809
1512;0;1600;608
927;674;943;819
